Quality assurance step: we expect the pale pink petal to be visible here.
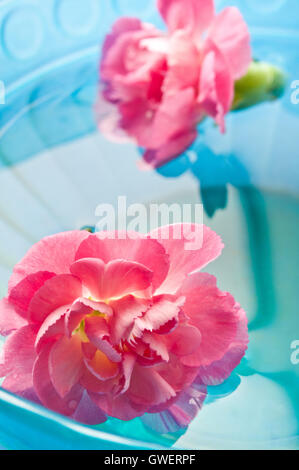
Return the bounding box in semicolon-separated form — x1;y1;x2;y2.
0;298;27;336
8;231;89;291
49;335;84;398
163;31;200;91
178;273;248;368
84;316;121;363
157;0;215;40
0;325;38;387
128;365;176;407
35;305;68;353
33;344;83;416
28;274;82;323
75;233;169;292
84;350;119;381
198;49;234;132
206;7;251;80
150;224;224;295
65;297;112;338
72;390;107;425
8;271;55;318
109;295;150;345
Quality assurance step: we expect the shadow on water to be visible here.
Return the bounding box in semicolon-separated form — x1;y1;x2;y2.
150;138;299;444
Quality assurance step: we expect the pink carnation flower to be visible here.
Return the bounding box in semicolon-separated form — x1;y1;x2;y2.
98;0;251;169
0;225;248;432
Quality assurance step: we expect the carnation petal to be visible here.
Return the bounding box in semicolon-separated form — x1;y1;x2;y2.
0;298;27;336
128;365;176;407
49;335;84;398
207;7;251;80
28;274;82;323
9;231;89;291
157;0;215;40
33;344;83;416
109;295;150;345
0;325;38;384
35;305;68;353
179;273;248;368
84;316;122;363
75;234;169;292
72;390;107;425
84;350;119;381
150;224;224;295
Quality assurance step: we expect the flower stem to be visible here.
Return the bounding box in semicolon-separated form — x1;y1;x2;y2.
232;60;286;111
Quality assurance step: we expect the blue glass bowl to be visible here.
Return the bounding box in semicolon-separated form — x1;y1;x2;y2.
0;0;298;450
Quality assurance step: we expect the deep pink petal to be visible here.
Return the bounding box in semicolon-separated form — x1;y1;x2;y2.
90;392;146;421
80;365;119;394
1;375;40;404
142;128;197;169
197;308;248;385
102;259;153;299
134;88;197;149
142;332;169;362
165;323;201;357
206;7;251;80
33;344;83;416
49;335;84;398
109;295;150;345
9;231;89;291
150;224;224;295
84;316;121;363
35;305;68;353
130;295;184;339
0;325;38;388
65;297;113;338
154;354;199;394
75;233;169;292
0;298;27;336
70;257;105;299
120;353;136;394
72;390;107;425
28;274;82;323
128;365;176;407
8;271;55;318
178;273;248;368
157;0;215;40
84;349;119;381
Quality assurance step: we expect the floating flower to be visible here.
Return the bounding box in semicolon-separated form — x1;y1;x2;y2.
98;0;251;169
0;226;248;432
